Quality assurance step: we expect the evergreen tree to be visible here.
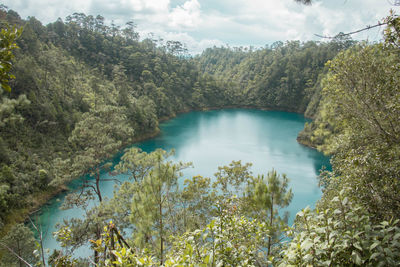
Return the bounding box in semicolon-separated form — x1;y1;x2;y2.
116;149;190;265
0;224;36;267
245;169;293;258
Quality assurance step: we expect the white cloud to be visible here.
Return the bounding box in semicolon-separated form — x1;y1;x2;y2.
1;0;398;53
168;0;201;29
155;31;224;54
3;0;91;21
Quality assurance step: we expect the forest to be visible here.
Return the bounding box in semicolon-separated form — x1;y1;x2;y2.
0;3;399;266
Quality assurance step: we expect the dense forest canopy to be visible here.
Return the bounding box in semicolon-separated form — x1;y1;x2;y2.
0;4;399;266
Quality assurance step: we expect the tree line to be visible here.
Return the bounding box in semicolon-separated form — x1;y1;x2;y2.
0;5;399;266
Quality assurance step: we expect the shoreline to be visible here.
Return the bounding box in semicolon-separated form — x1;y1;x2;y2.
159;104;305;122
28;129;162;216
5;106;313;237
1;129;163;237
296;136;318;149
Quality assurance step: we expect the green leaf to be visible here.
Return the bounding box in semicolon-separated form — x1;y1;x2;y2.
333;209;341;215
351;251;362;265
204;255;210;264
369;252;381;261
370;241;380;250
383;248;393;257
353;242;362;251
1;83;11;92
300;239;313;250
393;233;400;240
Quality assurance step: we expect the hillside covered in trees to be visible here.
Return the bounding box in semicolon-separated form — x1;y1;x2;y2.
0;5;399;266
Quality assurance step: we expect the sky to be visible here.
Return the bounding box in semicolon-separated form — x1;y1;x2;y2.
2;0;399;53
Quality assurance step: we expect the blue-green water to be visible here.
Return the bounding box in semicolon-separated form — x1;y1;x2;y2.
36;109;330;257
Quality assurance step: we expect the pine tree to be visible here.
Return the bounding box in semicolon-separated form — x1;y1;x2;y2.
246;169;293;257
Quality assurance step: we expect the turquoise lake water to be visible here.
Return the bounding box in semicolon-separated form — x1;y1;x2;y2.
36;109;330;258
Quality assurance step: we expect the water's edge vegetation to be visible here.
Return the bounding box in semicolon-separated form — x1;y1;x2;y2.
0;5;399;266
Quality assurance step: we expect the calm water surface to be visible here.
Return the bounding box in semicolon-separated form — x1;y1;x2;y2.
37;109;330;257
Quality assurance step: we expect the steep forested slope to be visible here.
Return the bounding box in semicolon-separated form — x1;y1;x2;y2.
0;8;232;229
279;15;400;266
194;38;354;113
0;7;350;232
2;6;399;267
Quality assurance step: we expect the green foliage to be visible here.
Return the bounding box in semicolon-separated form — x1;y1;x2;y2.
0;165;15;214
68;105;134;177
383;11;400;50
0;223;36;266
213;160;252;196
91;222;155;267
279;190;400;266
1;6;398;267
291;17;400;266
245;170;293;257
0;7;343;233
0;92;29;123
179;175;213;231
48;250;80;267
305;43;400;219
51;105;135;263
166;197;270;266
195;40;350;112
72;150;292;265
0;24;22;93
64;199;271;267
115;149;191;264
114;147;156;182
246;170;293;214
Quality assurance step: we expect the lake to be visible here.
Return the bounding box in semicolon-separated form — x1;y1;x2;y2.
36;109;330;258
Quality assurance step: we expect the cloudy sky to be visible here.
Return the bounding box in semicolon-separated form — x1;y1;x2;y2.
2;0;399;53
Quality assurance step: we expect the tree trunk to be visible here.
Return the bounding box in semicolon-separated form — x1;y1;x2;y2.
94;225;101;264
94;170;102;264
96;170;103;202
17;241;22;267
267;196;274;257
159;200;164;265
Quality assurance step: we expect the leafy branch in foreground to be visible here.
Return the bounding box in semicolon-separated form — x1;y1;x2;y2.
60;198;271;267
0;24;22;93
52;147;293;266
279;190;400;266
166;197;270;266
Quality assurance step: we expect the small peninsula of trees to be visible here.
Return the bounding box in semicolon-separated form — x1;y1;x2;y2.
0;4;399;266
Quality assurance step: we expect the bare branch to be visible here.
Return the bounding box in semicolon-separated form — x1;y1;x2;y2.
387;0;400;6
28;216;47;267
294;0;312;5
315;22;388;39
29;208;41;215
101;178;122;184
0;242;33;267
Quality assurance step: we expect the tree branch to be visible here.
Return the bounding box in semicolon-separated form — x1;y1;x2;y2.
294;0;312;5
0;242;33;267
101;178;122;184
315;22;388;39
28;217;47;267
